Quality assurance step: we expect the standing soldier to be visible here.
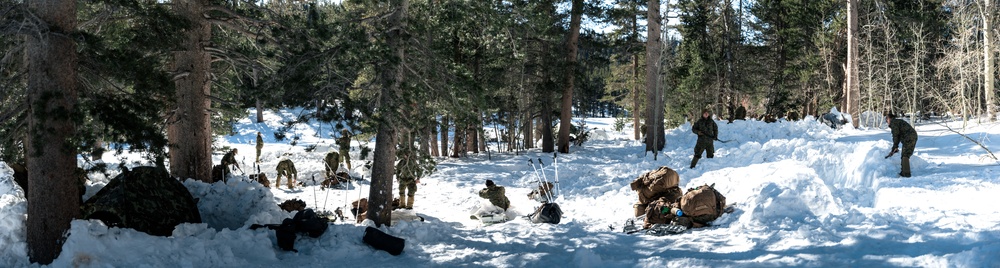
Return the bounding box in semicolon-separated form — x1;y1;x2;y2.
255;132;264;163
275;157;298;189
336;129;352;170
324;151;340;179
690;109;718;169
395;148;419;210
885;113;918;177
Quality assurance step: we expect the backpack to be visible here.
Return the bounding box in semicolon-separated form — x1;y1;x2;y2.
642;198;679;229
363;226;405;255
529;203;563;224
631;167;680;204
251;209;329;252
680;184;726;225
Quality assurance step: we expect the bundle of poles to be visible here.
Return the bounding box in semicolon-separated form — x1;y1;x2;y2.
528;153;562;203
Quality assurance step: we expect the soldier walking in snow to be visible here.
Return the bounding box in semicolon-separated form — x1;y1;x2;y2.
255;132;264;163
690;109;718;169
885;113;918;177
336;129;352;170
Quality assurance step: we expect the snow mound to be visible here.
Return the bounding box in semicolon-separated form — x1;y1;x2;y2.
0;164;27;266
184;177;290;230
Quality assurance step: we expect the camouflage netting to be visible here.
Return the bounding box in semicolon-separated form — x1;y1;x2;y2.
81;166;202;236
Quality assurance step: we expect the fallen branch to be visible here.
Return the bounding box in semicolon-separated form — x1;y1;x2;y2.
934;119;998;163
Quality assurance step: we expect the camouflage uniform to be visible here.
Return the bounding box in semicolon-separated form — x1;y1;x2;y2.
479;183;510;211
221;149;239;172
336;130;352;170
324;151;340;179
690;110;718;168
275;159;297;189
889;118;918;177
255;132;264;163
397;177;417;209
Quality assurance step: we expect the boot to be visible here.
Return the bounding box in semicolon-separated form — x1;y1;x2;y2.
406;196;414;209
690;157;699;169
900;157;911;177
398;194;407;210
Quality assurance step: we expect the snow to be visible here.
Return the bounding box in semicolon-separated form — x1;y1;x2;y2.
2;108;999;267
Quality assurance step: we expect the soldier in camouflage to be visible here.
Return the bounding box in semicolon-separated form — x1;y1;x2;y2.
885;113;918;177
275;158;298;189
479;180;510;211
690;109;718;169
255;132;264;163
221;148;240;174
336;129;352;170
395;146;420;209
324;151;340;179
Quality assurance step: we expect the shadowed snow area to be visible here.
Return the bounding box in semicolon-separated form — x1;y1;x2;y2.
1;109;998;267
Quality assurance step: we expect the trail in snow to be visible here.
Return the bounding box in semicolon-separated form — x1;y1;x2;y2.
0;109;998;267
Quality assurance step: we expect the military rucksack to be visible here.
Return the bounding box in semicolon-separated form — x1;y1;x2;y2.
679;184;726;225
630;166;681;205
529;202;563;224
642;198;679;229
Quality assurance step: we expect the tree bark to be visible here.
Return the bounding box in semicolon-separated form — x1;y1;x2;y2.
367;0;408;227
541;102;554;153
256;99;264;123
440;116;449;157
26;0;79;263
429;122;439;157
169;0;213;182
645;0;665;153
846;0;860;127
985;0;996;121
523;114;534;149
557;0;584;153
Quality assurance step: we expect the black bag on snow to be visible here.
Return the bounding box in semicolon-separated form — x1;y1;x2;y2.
529;203;563;224
363;226;405;256
292;209;329;238
275;218;298;252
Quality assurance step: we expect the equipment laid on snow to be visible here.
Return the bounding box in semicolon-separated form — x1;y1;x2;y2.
680;183;727;226
250;209;329;252
363;226;405;256
527;158;563;224
528;202;563;224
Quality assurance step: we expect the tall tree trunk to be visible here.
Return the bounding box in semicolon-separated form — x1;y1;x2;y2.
440;116;449;157
631;1;642;141
985;0;996;121
429;122;439;157
523;114;534;149
846;0;861;127
452;123;463;157
26;0;79;263
541;103;554;153
170;0;213;182
255;99;264;123
645;0;665;153
557;0;584;153
367;0;408;227
421;126;432;156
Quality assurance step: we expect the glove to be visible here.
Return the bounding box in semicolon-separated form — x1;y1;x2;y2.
884;148;899;159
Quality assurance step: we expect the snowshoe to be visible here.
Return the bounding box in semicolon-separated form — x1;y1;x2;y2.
621;215;645;234
474;213;508;225
646;223;687;236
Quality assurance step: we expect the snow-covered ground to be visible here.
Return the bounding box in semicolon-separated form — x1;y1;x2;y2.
2;108;999;267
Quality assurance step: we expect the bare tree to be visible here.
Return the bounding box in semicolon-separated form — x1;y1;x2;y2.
24;0;80;263
846;0;860;127
984;0;996;121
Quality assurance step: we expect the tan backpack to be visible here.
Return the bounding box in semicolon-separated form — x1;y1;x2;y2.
630;166;681;204
680;184;726;225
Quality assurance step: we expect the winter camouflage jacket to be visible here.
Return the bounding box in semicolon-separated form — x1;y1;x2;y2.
889;118;917;149
479;185;510;210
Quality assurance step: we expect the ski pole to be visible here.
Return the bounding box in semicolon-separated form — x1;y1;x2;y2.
537;158;555;202
528;159;546;203
553;153;561;199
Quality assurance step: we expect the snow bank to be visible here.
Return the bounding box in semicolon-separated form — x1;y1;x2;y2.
0;163;28;266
